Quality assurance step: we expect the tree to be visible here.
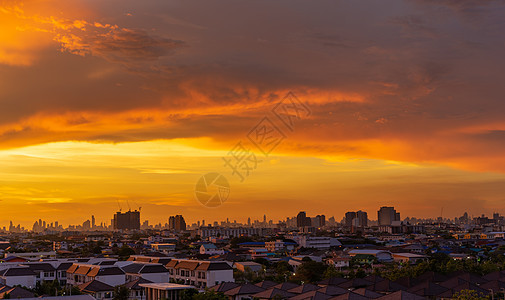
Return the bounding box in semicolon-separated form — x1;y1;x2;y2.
113;285;129;300
274;261;293;282
34;279;61;296
180;288;199;300
452;289;488;300
116;245;135;258
323;265;341;279
290;260;327;283
192;290;227;300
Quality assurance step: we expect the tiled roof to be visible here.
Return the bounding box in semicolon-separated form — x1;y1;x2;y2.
273;282;300;291
329;291;370;300
196;262;232;271
124;278;153;290
376;290;426;300
208;282;240;293
78;280;114;293
255;280;278;289
23;263;56;272
174;260;199;270
288;283;320;294
0;267;36;277
252;287;296;299
57;262;74;271
87;266;124;277
224;283;265;296
290;290;333;300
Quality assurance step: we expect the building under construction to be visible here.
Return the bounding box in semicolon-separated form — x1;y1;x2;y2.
112;210;140;230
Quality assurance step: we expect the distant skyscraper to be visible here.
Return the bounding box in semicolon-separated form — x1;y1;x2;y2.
297;211;306;227
316;215;326;227
345;211;357;228
174;215;186;231
296;211;312;228
113;210;141;230
168;216;175;230
91;215;96;228
378;206;400;226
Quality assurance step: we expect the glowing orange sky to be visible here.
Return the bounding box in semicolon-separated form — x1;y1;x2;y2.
1;0;505;227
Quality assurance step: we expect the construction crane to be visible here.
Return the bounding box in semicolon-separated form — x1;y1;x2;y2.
132;200;142;212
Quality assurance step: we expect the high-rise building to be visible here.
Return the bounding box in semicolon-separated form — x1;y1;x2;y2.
91;215;96;228
345;211;357;228
174;215;186;231
113;210;141;230
296;211;312;228
356;210;368;228
316;215;326;227
168;216;175;230
168;215;186;231
378;206;400;226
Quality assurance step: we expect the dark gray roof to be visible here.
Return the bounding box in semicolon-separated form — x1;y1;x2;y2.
96;260;116;266
78;280;114;293
57;262;74;271
224;283;265;296
0;286;35;298
23;263;56;272
122;263;144;274
209;282;240;293
376;290;426;300
139;264;169;274
0;268;36;277
195;262;232;271
122;263;168;274
290;290;333;300
255;280;278;289
252;287;296;299
124;278;152;290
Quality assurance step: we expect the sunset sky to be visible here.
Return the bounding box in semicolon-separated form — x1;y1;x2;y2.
1;0;505;227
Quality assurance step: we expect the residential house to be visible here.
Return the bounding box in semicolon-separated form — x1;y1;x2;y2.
0;267;37;288
78;280;114;300
122;263;169;283
199;244;224;256
165;259;234;289
66;264;126;287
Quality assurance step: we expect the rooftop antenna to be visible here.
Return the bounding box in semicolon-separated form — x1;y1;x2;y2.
116;199;122;212
126;199;131;211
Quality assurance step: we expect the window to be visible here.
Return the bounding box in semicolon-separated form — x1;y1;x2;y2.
191;271;195;277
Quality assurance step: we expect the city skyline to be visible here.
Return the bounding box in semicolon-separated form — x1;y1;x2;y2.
2;1;505;224
2;207;500;231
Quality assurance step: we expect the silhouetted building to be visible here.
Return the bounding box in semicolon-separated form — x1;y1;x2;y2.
356;210;368;228
168;215;186;231
345;212;357;228
316;215;326;227
174;215;186;231
296;211;311;228
113;210;140;230
378;206;400;226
